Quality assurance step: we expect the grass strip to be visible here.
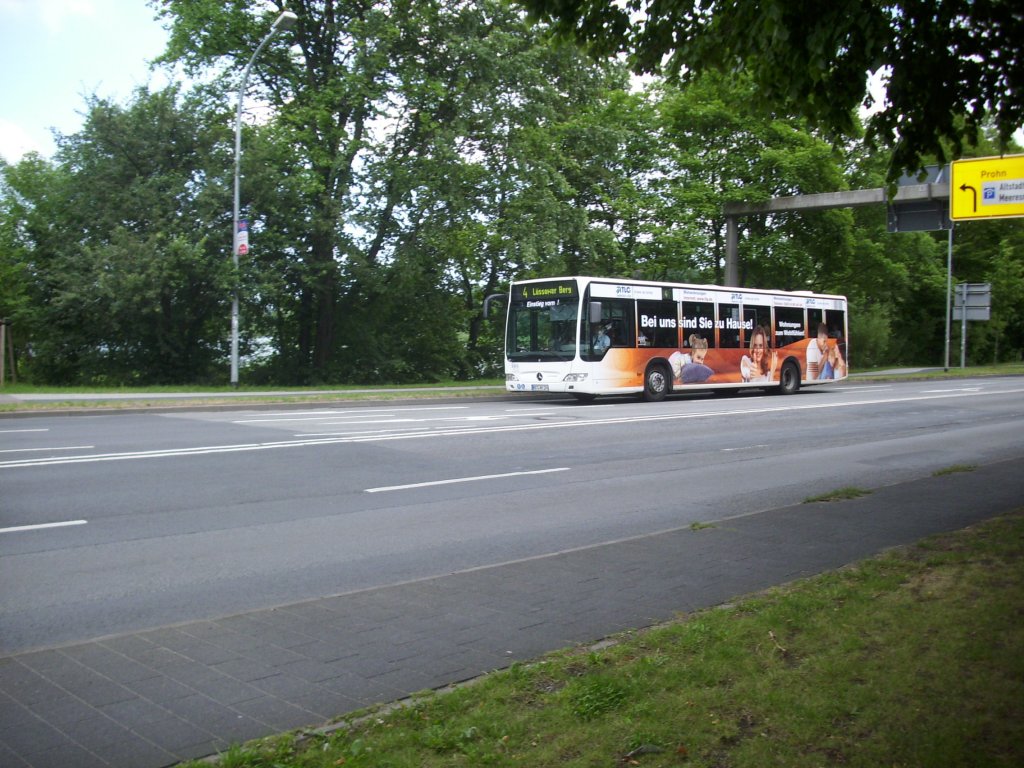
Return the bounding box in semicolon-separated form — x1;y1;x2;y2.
803;486;870;503
186;511;1024;768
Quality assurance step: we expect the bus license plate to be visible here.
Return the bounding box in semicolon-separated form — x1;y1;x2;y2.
531;384;550;391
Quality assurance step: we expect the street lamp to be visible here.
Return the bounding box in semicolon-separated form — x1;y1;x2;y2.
231;9;298;387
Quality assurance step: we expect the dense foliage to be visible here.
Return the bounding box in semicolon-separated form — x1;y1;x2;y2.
0;0;1022;385
517;0;1024;181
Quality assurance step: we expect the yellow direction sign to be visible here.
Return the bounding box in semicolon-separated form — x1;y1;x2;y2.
950;154;1024;221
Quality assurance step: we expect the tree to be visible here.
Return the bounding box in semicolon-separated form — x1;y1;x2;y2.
516;0;1024;179
155;0;632;383
650;72;857;290
1;87;230;384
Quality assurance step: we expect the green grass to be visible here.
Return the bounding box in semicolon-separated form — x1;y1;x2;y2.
933;463;978;477
803;486;870;503
851;361;1024;380
180;511;1024;768
1;361;1023;413
0;380;505;412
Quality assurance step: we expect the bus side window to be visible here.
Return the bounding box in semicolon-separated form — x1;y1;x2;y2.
682;302;715;347
743;304;771;346
719;303;741;348
603;300;635;347
807;309;824;338
774;306;805;348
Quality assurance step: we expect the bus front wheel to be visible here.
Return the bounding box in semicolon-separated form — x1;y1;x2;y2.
778;361;801;395
643;364;670;402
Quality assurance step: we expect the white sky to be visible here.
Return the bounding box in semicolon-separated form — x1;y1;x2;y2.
0;0;172;162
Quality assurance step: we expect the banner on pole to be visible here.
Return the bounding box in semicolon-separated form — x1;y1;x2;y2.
235;219;249;256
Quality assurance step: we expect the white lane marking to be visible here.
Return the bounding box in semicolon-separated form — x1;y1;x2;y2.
3;386;1022;470
0;520;87;535
0;445;95;454
721;444;769;453
365;467;570;494
234;406;469;423
0;428;50;433
294;428;432;438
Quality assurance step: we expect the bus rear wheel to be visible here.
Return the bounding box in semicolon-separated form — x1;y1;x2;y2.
643;364;670;402
778;361;801;395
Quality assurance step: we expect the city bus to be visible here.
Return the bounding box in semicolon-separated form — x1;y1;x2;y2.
503;276;847;401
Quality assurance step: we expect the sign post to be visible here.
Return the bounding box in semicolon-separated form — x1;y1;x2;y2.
953;283;992;368
950;155;1024;222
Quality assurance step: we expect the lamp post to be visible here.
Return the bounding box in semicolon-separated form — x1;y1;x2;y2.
231;9;298;387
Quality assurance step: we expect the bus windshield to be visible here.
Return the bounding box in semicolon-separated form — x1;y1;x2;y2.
506;280;580;362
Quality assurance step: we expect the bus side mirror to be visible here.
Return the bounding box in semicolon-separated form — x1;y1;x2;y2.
483;293;506;319
589;301;602;324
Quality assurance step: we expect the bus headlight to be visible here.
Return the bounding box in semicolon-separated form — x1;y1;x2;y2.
505;373;519;382
562;373;588;382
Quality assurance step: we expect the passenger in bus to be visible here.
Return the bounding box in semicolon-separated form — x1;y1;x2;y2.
741;325;778;382
591;323;611;353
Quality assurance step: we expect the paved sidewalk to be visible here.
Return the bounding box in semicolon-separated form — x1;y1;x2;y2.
2;459;1022;767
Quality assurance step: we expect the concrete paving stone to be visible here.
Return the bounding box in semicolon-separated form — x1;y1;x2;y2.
97;697;177;728
7;651;68;675
123;644;188;671
432;647;511;679
60;645;161;684
147;633;243;666
30;695;98;727
164;670;265;707
230;696;320;733
325;598;404;625
134;657;208;688
178;641;249;667
91;736;178;768
0;716;71;754
248;672;328;703
348;666;440;702
173;738;233;764
175;621;240;641
191;628;276;655
56;676;137;709
94;634;160;660
9;741;108;768
197;716;267;747
0;738;31;767
0;670;68;709
242;624;318;651
3;679;77;714
129;715;218;755
274;602;349;626
134;627;196;650
276;657;358;685
125;673;199;702
53;713;138;750
289;639;361;664
288;687;360;720
210;656;280;682
318;672;408;707
215;640;310;668
156;693;262;736
440;607;503;631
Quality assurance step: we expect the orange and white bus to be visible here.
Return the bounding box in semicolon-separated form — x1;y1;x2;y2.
504;276;847;401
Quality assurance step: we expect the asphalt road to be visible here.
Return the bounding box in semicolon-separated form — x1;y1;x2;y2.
3;377;1024;655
